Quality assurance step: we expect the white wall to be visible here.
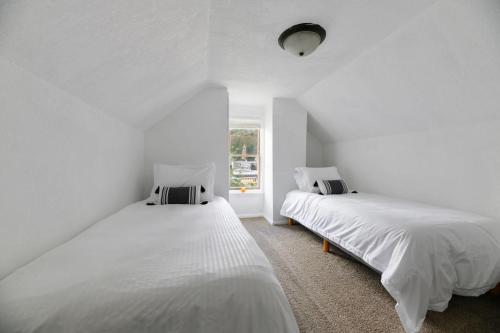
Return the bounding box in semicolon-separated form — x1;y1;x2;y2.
229;192;265;218
326;120;500;219
0;58;144;279
144;88;229;199
263;101;274;223
306;131;324;167
304;0;500;219
272;98;307;223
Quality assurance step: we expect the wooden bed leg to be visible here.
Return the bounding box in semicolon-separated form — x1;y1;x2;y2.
288;218;294;226
322;239;330;253
491;283;500;296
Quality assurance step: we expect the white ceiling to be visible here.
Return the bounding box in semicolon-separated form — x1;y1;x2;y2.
299;0;500;142
1;0;443;130
0;0;209;128
209;0;437;105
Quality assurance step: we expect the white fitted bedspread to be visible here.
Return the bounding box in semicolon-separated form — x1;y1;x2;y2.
281;190;500;333
0;197;298;333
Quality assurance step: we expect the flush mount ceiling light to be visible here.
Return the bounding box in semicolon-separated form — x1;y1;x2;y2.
278;23;326;57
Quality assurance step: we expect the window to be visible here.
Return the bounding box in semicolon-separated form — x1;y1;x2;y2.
229;127;260;190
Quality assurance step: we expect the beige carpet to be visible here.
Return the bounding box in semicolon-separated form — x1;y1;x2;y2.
241;218;500;333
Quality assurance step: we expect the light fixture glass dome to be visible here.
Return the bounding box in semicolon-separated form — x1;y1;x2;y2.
282;30;322;57
278;23;326;57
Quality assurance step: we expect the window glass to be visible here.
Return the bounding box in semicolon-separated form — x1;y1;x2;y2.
229;128;260;190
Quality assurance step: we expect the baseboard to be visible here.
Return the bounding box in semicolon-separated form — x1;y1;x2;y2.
263;215;288;225
237;213;264;219
263;215;273;225
272;218;288;225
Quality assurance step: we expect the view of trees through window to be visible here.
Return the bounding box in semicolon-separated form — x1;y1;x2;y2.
229;128;260;190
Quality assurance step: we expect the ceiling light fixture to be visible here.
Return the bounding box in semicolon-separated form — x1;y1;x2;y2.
278;23;326;57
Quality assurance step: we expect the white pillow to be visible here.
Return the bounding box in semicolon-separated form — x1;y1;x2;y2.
152;163;216;202
293;169;308;192
294;166;342;193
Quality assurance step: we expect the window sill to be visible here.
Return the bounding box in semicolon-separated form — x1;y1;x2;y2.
229;190;264;195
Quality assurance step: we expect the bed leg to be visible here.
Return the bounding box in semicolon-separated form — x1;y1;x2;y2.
288;218;294;226
491;283;500;296
322;239;330;253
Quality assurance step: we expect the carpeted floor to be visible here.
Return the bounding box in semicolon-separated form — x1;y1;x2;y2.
241;217;500;333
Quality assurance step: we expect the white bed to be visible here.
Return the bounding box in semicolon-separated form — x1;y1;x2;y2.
0;197;298;333
281;190;500;333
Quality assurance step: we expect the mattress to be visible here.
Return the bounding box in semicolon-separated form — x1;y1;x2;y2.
281;190;500;333
0;197;298;333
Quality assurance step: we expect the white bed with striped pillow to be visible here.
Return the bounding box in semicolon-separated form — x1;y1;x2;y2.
0;197;298;333
281;190;500;333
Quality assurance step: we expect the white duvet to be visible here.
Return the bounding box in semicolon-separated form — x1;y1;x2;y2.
281;190;500;333
0;197;298;333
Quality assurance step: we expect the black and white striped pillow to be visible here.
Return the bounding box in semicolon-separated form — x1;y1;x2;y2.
158;186;201;205
317;179;348;195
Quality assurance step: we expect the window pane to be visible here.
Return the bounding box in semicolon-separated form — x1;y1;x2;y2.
230;129;258;155
229;128;260;190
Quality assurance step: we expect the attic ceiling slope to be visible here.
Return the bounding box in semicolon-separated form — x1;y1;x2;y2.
0;0;210;127
208;0;437;105
299;0;500;143
1;0;439;126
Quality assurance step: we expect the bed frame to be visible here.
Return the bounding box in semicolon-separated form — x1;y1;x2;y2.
288;218;500;295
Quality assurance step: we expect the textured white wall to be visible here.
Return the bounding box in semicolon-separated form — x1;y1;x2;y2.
326;120;500;218
316;0;500;219
263;101;274;223
0;58;144;279
229;192;264;218
144;88;229;199
306;132;324;167
272;98;307;223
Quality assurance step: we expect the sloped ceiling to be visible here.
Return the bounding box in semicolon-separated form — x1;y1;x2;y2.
209;0;437;105
0;0;210;128
1;0;443;130
299;0;500;143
